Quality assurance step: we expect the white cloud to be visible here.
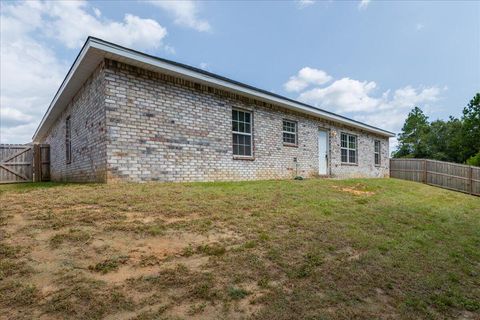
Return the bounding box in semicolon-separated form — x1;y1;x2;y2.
0;0;170;143
298;78;442;127
0;122;40;145
199;62;209;70
297;0;315;9
299;78;379;112
0;1;44;40
286;67;444;154
357;86;441;152
358;0;371;10
164;44;176;55
284;67;332;92
0;36;66;143
416;23;424;31
293;70;442;119
93;7;101;18
387;86;440;109
1;107;34;127
146;0;211;32
43;1;168;50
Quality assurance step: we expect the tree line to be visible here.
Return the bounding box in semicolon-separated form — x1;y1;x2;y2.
393;93;480;166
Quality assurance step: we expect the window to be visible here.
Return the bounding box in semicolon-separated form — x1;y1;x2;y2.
65;116;72;164
374;140;381;165
232;109;252;157
282;120;297;146
341;132;357;164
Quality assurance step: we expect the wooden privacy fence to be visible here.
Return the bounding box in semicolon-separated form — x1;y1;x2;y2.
390;158;480;196
0;144;50;183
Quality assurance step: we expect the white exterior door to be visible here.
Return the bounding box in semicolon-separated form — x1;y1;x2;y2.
318;130;328;175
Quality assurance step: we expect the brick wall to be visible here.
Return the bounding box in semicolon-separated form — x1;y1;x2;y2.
104;59;389;182
40;63;107;182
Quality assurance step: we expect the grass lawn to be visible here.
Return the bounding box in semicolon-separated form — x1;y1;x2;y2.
0;178;479;319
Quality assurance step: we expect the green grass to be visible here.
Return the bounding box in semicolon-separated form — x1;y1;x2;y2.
89;256;129;274
228;286;250;300
50;228;92;248
0;178;479;319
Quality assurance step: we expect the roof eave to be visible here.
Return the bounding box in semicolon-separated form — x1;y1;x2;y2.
32;38;96;141
33;37;396;141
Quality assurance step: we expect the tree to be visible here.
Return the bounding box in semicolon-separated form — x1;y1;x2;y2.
461;93;480;161
393;107;431;158
393;94;479;163
466;151;480;167
427;117;463;163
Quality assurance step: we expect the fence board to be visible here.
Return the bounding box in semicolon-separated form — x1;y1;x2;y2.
40;145;51;181
473;167;480;195
390;158;479;196
0;144;50;183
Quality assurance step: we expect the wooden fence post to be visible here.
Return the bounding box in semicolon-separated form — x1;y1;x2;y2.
389;158;392;177
33;144;40;182
468;166;473;195
423;159;427;184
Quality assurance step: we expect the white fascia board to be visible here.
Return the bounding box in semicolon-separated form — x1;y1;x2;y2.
32;41;94;141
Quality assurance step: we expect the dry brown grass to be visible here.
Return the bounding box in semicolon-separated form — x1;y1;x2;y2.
0;179;479;319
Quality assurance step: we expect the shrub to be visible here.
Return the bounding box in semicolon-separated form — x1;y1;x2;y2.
466;151;480;167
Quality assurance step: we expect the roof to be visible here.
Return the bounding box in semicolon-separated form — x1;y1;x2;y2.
33;37;395;141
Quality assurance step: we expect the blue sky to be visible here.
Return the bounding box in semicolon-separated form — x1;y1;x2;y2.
1;0;479;149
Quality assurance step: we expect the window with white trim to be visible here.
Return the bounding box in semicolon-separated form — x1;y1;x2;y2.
232;109;252;157
66;116;72;164
374;140;380;165
341;132;357;164
282;120;297;145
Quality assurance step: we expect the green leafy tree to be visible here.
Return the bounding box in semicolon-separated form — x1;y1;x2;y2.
393;107;431;158
466;151;480;167
461;93;480;161
427;117;463;163
394;93;479;164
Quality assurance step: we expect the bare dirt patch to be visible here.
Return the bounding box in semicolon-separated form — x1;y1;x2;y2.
0;190;249;319
332;184;375;196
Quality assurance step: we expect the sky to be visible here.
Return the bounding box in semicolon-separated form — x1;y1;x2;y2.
1;0;479;151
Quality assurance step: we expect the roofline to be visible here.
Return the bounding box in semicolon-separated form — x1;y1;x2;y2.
32;39;92;140
33;37;395;140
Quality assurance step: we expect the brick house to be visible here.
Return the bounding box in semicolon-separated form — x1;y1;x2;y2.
33;37;394;183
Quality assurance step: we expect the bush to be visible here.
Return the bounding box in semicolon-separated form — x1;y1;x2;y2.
466;151;480;167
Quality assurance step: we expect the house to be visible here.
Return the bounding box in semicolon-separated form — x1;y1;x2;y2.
33;37;394;183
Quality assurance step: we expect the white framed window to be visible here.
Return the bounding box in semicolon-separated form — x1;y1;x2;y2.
282;120;297;146
341;132;357;164
374;140;381;165
66;116;72;164
232;109;252;157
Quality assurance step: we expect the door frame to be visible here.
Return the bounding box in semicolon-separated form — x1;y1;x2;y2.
318;128;330;176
